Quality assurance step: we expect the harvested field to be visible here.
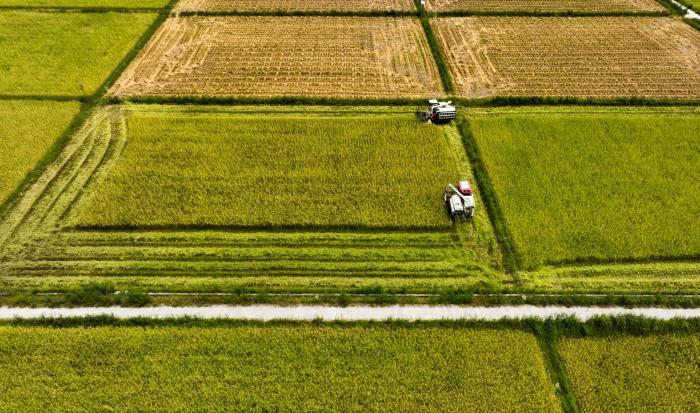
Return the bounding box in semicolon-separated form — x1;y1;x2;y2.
434;17;700;99
0;101;80;208
0;325;559;412
175;0;415;12
560;334;700;412
110;16;443;98
468;107;700;268
0;11;157;96
425;0;664;12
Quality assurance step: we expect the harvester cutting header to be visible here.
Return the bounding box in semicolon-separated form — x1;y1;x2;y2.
417;99;456;124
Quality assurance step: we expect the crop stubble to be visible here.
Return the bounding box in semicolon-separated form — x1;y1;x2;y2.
111;16;443;98
175;0;416;12
434;17;700;99
425;0;664;12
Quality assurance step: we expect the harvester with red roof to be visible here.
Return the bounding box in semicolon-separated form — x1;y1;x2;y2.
444;180;475;221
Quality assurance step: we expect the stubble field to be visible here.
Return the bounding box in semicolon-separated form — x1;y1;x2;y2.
174;0;416;12
433;17;700;99
110;16;443;98
424;0;664;12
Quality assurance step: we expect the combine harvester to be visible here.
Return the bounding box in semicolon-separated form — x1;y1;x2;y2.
417;99;456;124
445;181;475;221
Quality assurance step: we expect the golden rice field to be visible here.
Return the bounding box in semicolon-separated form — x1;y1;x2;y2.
433;17;700;99
425;0;664;12
175;0;415;12
111;16;443;98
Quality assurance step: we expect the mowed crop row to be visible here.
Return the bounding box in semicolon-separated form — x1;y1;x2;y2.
560;334;700;412
175;0;416;12
0;325;559;412
467;107;700;268
110;16;443;98
434;17;700;99
424;0;664;12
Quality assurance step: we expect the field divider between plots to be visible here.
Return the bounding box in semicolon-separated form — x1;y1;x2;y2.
455;117;523;273
426;10;669;17
0;6;169;13
173;10;418;17
538;322;582;413
414;0;456;94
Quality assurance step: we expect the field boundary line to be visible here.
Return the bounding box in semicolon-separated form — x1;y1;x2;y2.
414;0;456;94
173;10;418;17
455;117;523;273
539;321;581;413
428;10;668;17
0;6;165;13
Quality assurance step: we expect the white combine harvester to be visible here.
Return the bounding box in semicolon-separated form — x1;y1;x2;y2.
444;180;475;221
417;99;456;124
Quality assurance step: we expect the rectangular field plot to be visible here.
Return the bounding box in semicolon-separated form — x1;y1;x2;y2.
560;334;700;413
468;107;700;268
71;109;459;229
0;325;560;412
0;11;157;96
434;17;700;99
0;100;80;208
110;16;443;98
425;0;664;12
175;0;416;12
0;0;169;7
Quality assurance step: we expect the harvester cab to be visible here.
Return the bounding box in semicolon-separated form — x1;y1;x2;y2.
418;99;456;124
444;180;475;221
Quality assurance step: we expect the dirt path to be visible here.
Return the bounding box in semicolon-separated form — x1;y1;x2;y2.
1;305;699;320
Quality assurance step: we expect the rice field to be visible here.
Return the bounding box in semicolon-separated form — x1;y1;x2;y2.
424;0;664;12
0;100;81;208
110;16;443;98
433;17;700;99
0;11;157;96
468;107;700;268
174;0;416;12
0;0;169;7
560;334;700;412
71;110;457;229
0;325;560;412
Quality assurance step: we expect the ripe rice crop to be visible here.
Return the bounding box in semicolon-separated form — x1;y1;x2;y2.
0;325;559;412
0;11;157;96
71;110;458;229
433;17;700;99
110;16;443;98
425;0;664;12
0;100;80;207
175;0;415;12
560;334;700;412
0;0;168;7
468;107;700;268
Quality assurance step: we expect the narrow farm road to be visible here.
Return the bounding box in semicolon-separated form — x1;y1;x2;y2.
1;305;700;320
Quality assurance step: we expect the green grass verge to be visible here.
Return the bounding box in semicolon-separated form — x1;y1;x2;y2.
0;324;560;412
0;11;157;96
467;107;700;268
70;110;459;229
0;100;81;210
0;0;168;6
559;333;700;412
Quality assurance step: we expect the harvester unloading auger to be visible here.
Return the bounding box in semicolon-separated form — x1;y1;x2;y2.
417;99;456;124
445;181;475;221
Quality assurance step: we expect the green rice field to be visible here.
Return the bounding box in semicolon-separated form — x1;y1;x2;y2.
72;110;459;229
560;334;700;412
0;100;81;208
0;11;157;96
468;107;700;268
0;325;560;412
0;0;168;6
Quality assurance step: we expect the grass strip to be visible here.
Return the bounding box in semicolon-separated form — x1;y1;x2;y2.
174;9;418;17
429;9;668;16
414;0;456;94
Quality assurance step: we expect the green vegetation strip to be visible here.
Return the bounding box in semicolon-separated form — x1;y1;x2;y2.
0;100;81;210
468;107;700;268
0;324;559;412
0;11;157;96
0;0;168;7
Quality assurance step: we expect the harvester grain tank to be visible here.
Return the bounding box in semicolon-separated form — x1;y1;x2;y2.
444;180;475;221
